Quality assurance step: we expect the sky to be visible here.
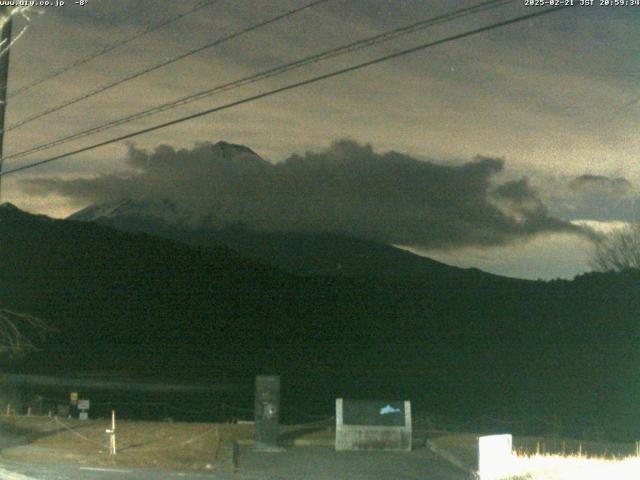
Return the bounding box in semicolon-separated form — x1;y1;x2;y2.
0;0;638;280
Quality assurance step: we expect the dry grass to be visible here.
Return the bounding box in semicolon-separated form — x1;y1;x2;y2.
0;415;334;472
500;452;640;480
513;436;637;458
505;436;640;479
426;431;640;480
0;415;253;471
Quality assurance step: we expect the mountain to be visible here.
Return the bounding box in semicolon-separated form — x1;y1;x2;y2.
1;202;304;368
69;198;195;227
68;140;506;283
3;203;640;438
69;197;509;285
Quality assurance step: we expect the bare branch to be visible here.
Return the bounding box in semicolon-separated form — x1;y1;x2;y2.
0;308;52;358
589;223;640;272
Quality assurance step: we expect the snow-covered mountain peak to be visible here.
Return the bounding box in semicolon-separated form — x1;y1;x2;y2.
68;198;197;226
68;141;266;228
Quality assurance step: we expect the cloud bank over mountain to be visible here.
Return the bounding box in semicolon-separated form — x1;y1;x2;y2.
539;173;639;223
22;140;589;249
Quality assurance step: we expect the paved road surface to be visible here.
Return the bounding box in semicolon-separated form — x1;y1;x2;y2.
0;445;467;479
0;459;228;479
237;445;467;479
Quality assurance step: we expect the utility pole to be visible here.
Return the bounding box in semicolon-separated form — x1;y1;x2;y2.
0;6;12;203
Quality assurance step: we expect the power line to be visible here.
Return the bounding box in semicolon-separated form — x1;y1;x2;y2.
0;5;570;178
5;0;331;132
3;0;513;163
9;0;221;99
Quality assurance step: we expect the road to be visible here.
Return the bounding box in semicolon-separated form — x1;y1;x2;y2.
0;445;468;479
0;460;229;479
0;425;468;480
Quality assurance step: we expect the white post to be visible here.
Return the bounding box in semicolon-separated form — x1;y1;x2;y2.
477;434;513;480
109;410;117;455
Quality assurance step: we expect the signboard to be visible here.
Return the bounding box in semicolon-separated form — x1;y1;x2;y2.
77;399;90;410
343;400;406;427
69;392;78;404
336;398;411;451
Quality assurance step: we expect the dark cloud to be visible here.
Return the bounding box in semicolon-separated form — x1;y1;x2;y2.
491;178;551;224
21;140;588;249
544;173;639;222
569;174;632;195
492;178;541;207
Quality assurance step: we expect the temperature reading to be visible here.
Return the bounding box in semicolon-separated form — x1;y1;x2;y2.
75;0;89;5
